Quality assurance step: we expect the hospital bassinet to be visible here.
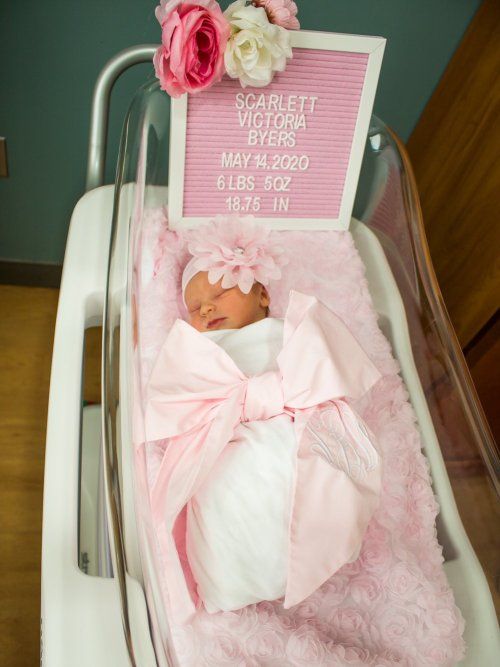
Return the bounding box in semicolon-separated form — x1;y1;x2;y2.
41;46;499;666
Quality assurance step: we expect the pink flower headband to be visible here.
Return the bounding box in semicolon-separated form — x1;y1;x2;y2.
154;0;300;98
181;215;288;302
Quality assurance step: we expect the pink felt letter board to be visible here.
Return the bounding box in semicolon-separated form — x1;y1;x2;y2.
168;31;385;230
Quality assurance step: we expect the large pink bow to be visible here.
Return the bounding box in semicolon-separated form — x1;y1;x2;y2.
145;291;382;623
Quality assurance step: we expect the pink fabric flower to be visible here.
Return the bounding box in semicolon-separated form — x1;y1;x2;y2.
321;573;350;605
375;606;422;655
286;625;326;665
245;628;287;660
386;561;421;600
328;607;370;645
211;606;259;634
154;0;230;97
204;632;244;665
425;607;462;638
294;594;322;619
185;214;288;294
253;0;300;30
359;537;393;575
350;573;384;607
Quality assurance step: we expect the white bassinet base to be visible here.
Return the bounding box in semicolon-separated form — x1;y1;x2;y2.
43;186;498;666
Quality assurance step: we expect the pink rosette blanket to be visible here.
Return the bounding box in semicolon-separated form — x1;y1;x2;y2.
134;211;465;666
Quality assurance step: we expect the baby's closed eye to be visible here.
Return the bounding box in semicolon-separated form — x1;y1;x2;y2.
216;287;234;299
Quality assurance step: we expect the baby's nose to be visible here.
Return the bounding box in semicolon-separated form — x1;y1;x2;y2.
200;301;215;316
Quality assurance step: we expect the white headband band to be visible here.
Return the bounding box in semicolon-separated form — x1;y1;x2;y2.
181;257;202;306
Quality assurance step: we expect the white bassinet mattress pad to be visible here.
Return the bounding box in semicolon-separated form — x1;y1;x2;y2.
134;210;465;666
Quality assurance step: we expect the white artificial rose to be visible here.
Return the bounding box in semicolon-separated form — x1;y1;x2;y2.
224;0;292;87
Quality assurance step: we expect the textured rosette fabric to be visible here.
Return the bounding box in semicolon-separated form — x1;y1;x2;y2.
135;211;466;666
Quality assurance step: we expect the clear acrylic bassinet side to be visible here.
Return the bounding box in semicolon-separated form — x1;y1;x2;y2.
102;77;177;666
102;74;499;665
357;116;498;494
353;117;499;633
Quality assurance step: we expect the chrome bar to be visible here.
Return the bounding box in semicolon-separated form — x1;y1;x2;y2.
86;45;157;191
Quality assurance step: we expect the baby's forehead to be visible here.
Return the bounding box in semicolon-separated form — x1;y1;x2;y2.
185;273;221;300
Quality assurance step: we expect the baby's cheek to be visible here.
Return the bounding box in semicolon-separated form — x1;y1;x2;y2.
189;313;202;330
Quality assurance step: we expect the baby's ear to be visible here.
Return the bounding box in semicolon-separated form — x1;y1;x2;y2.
259;285;271;308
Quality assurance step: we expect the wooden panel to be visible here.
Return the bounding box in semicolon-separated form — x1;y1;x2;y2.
0;286;102;667
407;0;500;346
0;286;58;667
465;313;500;444
83;327;102;405
449;472;500;615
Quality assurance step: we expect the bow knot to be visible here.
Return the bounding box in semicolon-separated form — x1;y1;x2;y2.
145;291;383;624
242;371;284;422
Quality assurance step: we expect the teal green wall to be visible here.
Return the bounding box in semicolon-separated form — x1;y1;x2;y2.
0;1;481;265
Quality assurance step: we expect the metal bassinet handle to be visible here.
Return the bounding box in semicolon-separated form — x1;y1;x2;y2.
86;45;157;191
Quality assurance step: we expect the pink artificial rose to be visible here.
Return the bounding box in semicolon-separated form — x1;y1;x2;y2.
253;0;300;30
154;0;230;97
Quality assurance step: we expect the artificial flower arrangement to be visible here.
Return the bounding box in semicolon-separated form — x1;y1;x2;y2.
153;0;300;97
184;214;288;293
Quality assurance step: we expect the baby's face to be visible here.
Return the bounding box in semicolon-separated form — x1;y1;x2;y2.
185;272;270;332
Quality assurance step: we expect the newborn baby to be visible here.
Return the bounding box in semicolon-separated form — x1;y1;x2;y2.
146;216;382;623
184;270;270;332
184;271;296;613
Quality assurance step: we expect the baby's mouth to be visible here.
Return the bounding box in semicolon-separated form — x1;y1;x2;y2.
206;317;227;330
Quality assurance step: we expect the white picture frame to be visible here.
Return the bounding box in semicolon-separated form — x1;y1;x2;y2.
168;29;385;230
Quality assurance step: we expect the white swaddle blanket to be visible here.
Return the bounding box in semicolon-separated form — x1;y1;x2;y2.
186;317;296;613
